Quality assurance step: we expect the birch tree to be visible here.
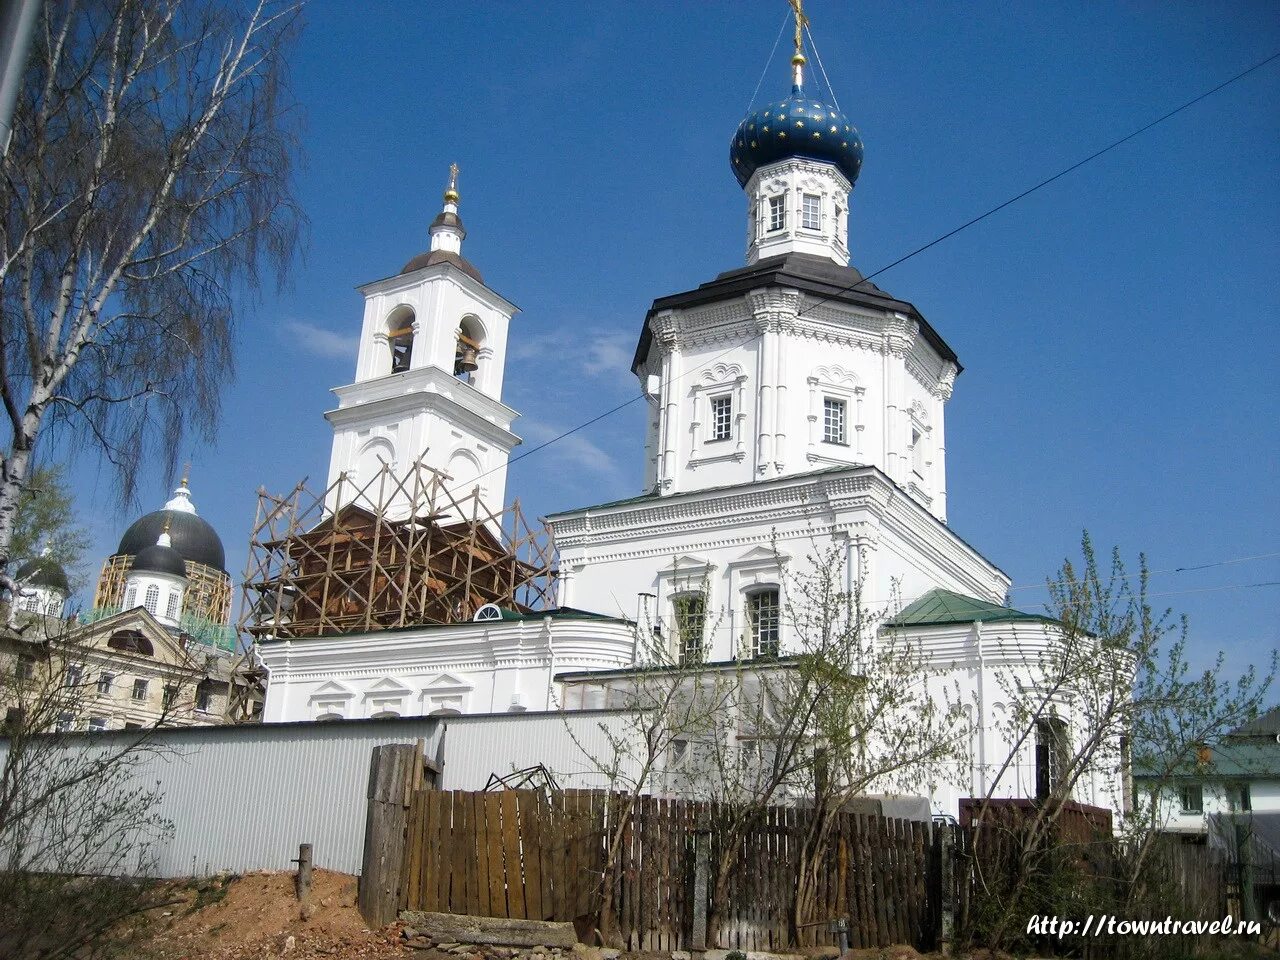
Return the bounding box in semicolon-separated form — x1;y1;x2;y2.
0;0;304;608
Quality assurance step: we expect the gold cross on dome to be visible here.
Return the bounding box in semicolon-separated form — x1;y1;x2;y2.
448;163;459;191
789;0;808;56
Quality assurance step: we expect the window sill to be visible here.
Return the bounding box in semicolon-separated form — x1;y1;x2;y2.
704;437;732;444
821;439;849;447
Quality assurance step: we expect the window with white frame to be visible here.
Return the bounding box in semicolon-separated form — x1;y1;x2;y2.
132;678;148;701
672;593;707;665
97;673;114;695
746;588;780;658
65;663;83;688
56;712;74;732
801;193;821;230
767;195;785;232
165;591;179;621
88;717;108;732
709;394;733;441
144;584;160;616
910;428;924;477
1180;783;1203;814
124;586;137;609
823;397;847;445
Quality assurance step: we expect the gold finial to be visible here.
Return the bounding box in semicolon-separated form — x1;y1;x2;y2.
788;0;808;82
443;162;460;204
180;461;190;487
162;515;172;535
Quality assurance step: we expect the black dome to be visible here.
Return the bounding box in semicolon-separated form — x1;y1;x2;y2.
117;510;225;571
131;541;188;578
16;556;69;593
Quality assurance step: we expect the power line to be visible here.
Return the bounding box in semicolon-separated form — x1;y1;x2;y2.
1007;551;1280;596
492;49;1279;484
796;48;1280;319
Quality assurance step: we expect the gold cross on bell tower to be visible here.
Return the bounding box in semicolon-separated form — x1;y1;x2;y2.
444;163;460;204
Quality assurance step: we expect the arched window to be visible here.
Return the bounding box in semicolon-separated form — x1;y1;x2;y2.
143;584;160;616
124;586;137;609
454;315;484;383
385;306;415;374
745;588;780;659
165;591;179;621
672;593;706;665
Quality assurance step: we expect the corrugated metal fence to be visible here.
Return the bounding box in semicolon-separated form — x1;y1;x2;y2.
0;710;642;878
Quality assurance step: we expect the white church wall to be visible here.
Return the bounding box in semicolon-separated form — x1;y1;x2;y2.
256;616;636;724
551;466;1009;664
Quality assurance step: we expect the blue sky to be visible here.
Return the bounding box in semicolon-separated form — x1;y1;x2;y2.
57;2;1279;678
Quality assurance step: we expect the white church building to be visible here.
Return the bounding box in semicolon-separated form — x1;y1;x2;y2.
257;26;1125;819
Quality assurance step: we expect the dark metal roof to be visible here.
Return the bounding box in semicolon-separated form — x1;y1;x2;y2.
400;249;484;284
15;556;69;592
1231;706;1280;738
631;252;960;374
131;541;188;578
117;510;225;571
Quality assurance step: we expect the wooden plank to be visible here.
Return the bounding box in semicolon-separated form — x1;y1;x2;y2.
484;792;505;916
503;790;527;919
520;792;545;922
426;789;444;912
450;791;468;914
870;815;890;947
469;791;488;915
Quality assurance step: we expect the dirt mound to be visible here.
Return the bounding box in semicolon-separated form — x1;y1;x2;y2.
145;869;404;959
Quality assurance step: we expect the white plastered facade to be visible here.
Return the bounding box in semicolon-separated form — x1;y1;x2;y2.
256;614;636;723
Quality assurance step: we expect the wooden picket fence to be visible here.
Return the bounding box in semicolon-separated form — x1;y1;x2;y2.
360;750;1234;953
392;787;936;951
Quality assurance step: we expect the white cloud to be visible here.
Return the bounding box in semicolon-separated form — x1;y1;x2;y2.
508;326;634;380
519;421;622;480
282;320;358;361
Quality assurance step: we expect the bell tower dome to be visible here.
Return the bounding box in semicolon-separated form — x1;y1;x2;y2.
325;166;522;516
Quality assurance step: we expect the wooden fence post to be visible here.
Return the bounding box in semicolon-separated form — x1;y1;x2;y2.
934;823;954;953
359;743;424;927
691;818;711;951
295;842;313;902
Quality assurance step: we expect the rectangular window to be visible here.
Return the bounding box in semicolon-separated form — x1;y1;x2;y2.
801;193;821;230
747;589;780;658
88;717;108;732
1239;784;1251;812
55;712;74;732
132;678;148;701
911;427;925;477
768;195;785;232
195;683;213;714
162;684;178;710
1180;784;1203;814
709;395;733;442
64;663;83;688
823;397;847;445
97;673;114;695
1035;718;1069;800
673;593;706;665
15;655;34;681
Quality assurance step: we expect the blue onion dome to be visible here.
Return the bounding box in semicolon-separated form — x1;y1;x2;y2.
730;84;863;189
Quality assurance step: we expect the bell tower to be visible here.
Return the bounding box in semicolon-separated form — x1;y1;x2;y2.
325;166;522;515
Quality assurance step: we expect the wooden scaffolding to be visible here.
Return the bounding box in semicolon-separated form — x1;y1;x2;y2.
236;459;558;641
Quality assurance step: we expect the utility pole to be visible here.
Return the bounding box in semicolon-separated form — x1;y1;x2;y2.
0;0;40;156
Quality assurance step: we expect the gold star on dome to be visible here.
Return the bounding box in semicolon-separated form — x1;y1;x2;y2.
751;141;758;148
778;131;787;138
795;120;805;128
762;125;770;133
830;125;838;133
813;131;821;138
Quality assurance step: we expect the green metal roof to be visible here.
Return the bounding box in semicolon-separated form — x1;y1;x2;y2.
886;588;1058;629
1133;740;1280;781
